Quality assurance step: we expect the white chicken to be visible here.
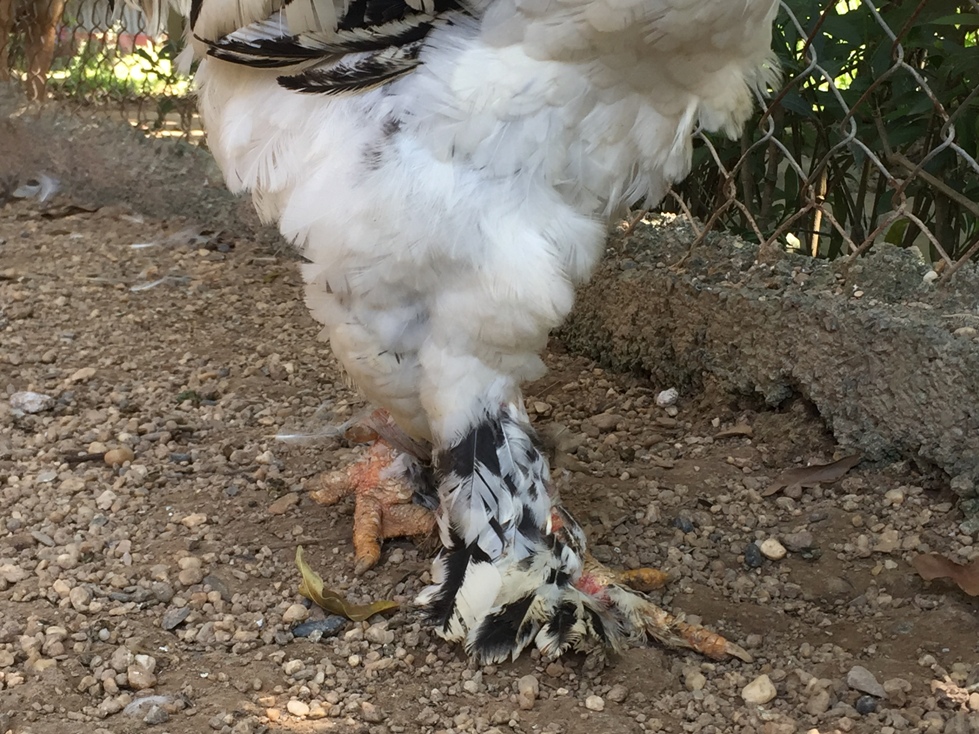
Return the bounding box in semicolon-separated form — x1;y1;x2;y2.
155;0;778;662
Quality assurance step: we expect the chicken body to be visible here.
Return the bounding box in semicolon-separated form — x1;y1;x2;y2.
184;0;778;661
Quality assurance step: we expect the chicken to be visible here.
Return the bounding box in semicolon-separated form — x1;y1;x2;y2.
156;0;778;662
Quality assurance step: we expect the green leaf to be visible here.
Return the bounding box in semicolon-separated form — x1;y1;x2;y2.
885;219;909;246
928;14;979;28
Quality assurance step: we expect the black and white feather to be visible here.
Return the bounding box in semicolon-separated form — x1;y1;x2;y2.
190;0;468;92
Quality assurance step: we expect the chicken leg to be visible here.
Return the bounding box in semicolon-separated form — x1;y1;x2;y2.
308;415;436;575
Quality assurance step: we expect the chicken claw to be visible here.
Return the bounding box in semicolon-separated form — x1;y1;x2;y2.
616;566;671;592
578;554;753;663
309;441;435;575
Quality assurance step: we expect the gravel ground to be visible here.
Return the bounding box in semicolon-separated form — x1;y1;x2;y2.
2;101;979;734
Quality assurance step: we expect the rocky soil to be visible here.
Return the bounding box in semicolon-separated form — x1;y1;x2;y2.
562;218;979;517
1;92;978;734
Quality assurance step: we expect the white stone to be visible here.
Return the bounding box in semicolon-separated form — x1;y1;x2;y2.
9;391;53;414
760;538;787;560
286;700;310;717
517;674;539;710
884;488;905;506
282;604;309;624
584;695;605;712
742;674;777;705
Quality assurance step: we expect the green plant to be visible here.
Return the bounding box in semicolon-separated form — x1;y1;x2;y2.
670;0;979;265
47;36;190;102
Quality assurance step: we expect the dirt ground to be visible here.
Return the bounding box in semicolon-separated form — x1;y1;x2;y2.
1;97;978;734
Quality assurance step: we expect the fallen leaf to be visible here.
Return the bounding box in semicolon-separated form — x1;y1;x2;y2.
763;453;862;497
912;553;979;596
295;546;398;621
716;424;753;439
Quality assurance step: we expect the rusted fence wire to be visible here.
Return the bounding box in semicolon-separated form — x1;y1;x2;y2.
2;0;977;277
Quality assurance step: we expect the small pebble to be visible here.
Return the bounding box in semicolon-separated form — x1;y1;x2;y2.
517;675;539;710
143;705;169;725
591;413;623;432
782;531;815;552
161;607;191;631
760;538;787;560
177;567;204;586
283;659;304;676
9;391;54;414
67;366;97;383
806;689;831;715
584;695;605;712
545;662;564;677
286;700;310;718
0;564;27;584
683;669;706;692
744;542;764;568
606;684;629;703
672;515;695;533
180;513;208;529
151;582;175;603
883;487;905;505
846;665;886;698
883;677;912;706
292;617;347;640
656;388;678;407
268;493;300;515
741;674;777;705
282;603;309;624
69;585;93;612
104;446;135;466
360;702;385;723
855;695;878;714
127;663;157;690
365;623;395;645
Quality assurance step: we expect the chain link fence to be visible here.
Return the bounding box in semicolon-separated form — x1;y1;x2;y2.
2;0;977;277
0;0;197;136
671;0;979;281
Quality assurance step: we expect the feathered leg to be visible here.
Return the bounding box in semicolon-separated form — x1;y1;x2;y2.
416;404;751;663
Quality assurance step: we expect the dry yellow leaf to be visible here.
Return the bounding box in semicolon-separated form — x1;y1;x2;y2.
295;546;399;621
912;553;979;596
763;453;862;497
